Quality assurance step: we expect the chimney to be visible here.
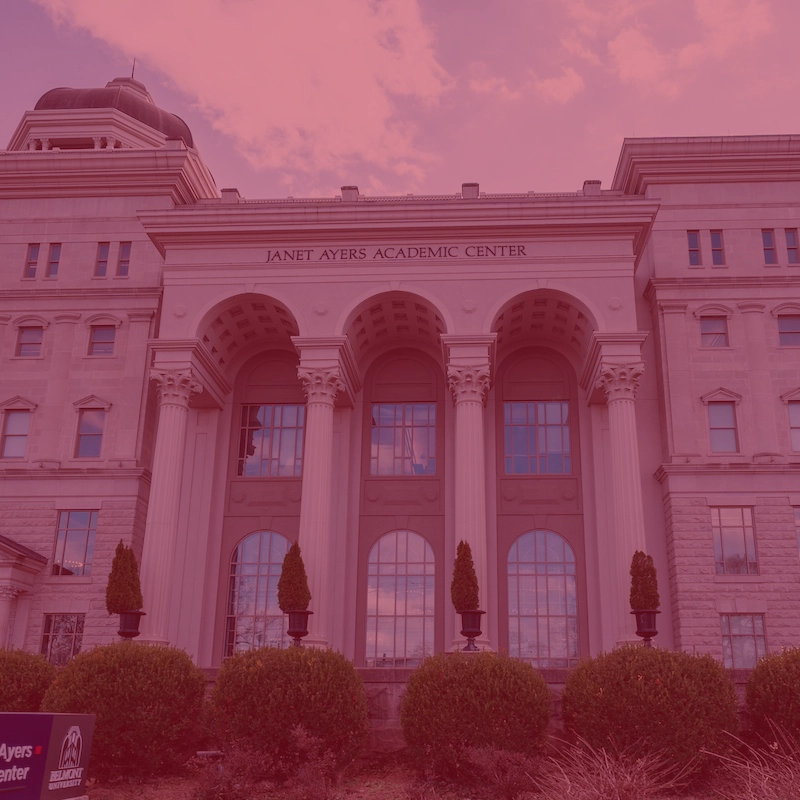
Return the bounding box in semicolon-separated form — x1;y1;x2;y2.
461;182;480;199
341;186;359;201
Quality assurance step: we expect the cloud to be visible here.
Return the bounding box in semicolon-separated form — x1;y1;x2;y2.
607;26;678;96
534;67;585;104
469;63;584;105
33;0;452;181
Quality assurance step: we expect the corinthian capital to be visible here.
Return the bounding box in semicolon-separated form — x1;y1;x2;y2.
297;367;345;405
596;362;644;402
447;365;491;405
150;369;204;406
0;586;22;602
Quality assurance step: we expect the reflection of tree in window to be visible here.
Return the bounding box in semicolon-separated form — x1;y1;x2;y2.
366;530;434;666
41;614;84;666
508;530;578;667
52;510;97;576
237;405;304;477
225;531;291;656
370;403;436;475
504;402;571;474
712;507;757;575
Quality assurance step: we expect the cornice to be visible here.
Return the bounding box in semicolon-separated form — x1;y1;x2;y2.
0;467;151;481
138;197;660;260
0;148;217;203
656;462;800;482
0;287;162;302
646;275;800;300
613;135;800;194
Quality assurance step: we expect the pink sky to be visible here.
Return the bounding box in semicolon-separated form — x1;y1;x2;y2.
1;0;797;198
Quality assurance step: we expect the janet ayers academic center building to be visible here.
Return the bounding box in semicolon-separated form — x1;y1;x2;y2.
2;77;800;681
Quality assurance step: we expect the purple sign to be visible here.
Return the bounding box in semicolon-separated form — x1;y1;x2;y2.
0;714;95;800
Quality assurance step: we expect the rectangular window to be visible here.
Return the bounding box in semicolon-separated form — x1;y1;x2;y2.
16;327;43;357
238;404;304;477
708;401;738;452
700;317;729;347
504;401;571;474
778;316;800;346
711;230;725;265
41;613;85;667
1;409;31;458
95;242;110;277
688;231;701;265
75;409;105;458
52;510;97;576
23;244;39;278
117;242;131;277
712;507;757;575
795;507;800;561
370;403;436;476
88;325;116;356
721;614;766;668
789;402;800;451
786;229;799;265
45;243;61;278
763;229;777;264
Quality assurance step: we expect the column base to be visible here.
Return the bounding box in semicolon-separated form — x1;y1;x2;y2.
615;633;641;648
135;634;171;647
299;633;329;650
449;636;494;654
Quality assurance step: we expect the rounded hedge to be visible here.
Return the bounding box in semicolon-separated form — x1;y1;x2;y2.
210;647;368;771
0;649;56;712
561;645;739;773
42;641;207;780
746;647;800;743
400;652;552;777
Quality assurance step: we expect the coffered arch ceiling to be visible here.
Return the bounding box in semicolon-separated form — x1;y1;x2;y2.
197;294;300;372
343;291;448;366
492;290;597;365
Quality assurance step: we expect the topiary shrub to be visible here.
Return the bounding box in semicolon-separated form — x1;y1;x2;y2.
42;641;207;780
105;540;143;613
209;646;368;775
451;540;479;611
0;649;56;711
277;541;311;612
630;550;660;610
746;647;800;743
400;652;552;778
561;645;738;774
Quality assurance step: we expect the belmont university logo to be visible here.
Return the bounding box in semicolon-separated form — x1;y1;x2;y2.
48;726;84;790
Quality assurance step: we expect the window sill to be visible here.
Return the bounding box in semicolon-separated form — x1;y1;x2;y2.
9;355;44;361
714;575;763;583
45;576;93;585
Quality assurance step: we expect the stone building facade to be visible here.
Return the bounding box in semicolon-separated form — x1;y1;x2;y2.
2;78;800;673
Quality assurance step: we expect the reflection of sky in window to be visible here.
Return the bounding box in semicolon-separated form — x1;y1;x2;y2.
238;404;304;477
712;507;756;575
504;401;570;474
508;530;578;667
366;530;434;666
226;530;291;655
370;404;435;476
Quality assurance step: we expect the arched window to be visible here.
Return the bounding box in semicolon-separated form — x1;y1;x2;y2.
225;531;290;656
366;530;434;666
508;530;578;667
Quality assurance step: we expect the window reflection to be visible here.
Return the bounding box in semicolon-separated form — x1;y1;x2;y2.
504;401;571;474
225;531;291;656
508;530;579;667
366;530;434;666
238;404;304;477
370;403;436;475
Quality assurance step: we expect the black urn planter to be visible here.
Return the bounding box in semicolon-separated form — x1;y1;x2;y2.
457;609;485;652
631;609;660;647
118;610;146;639
286;609;313;646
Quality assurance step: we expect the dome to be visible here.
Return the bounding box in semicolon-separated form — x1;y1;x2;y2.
34;77;194;148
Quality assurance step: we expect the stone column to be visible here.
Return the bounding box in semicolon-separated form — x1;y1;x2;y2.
139;369;203;645
448;364;492;648
297;367;345;647
597;362;647;645
0;587;21;649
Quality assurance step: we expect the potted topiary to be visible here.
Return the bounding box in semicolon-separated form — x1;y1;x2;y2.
630;550;660;647
106;540;145;639
451;540;484;651
278;541;312;646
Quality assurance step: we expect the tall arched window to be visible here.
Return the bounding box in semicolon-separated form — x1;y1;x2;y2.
225;530;291;656
366;530;434;666
508;530;578;667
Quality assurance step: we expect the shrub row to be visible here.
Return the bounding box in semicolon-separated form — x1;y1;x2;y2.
6;642;800;784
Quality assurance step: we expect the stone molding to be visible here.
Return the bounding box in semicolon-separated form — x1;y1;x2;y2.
150;369;203;406
596;362;644;402
447;365;491;405
297;367;345;405
0;586;22;601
